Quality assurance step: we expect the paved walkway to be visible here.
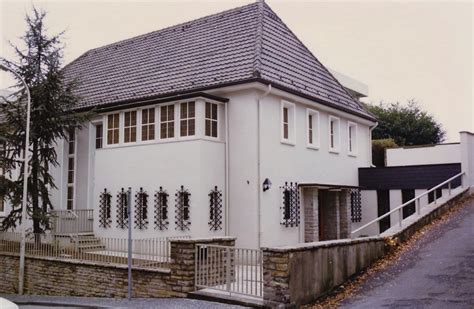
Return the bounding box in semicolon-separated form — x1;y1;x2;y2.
1;294;247;308
339;198;474;309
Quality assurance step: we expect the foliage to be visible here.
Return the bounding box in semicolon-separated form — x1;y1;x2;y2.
0;8;88;233
366;100;446;146
372;138;398;167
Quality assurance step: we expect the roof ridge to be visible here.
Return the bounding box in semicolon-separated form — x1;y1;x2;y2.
64;1;258;68
261;2;367;112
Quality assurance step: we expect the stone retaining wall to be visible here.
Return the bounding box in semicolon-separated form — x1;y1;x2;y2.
262;189;471;308
0;237;235;298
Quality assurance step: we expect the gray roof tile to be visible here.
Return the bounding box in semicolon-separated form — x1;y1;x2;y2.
63;1;374;120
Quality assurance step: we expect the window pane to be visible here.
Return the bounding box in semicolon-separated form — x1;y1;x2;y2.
284;123;288;139
283;107;288;123
142;109;148;124
149;125;155;140
308;115;312;129
181;103;187;118
168;122;174;138
205;120;211;136
212;121;217;137
206;102;210;118
149;109;155;123
180;120;187;137
168;105;174;120
189;102;195;117
161;106;167;121
212;104;217;120
189;119;195;136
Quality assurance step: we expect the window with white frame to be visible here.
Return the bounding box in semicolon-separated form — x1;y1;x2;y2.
160;105;175;139
67;128;76;210
348;122;357;155
124;111;137;143
141;108;155;141
329;116;340;152
95;124;103;149
107;113;120;145
180;102;195;137
205;102;218;138
307;109;320;148
281;101;295;144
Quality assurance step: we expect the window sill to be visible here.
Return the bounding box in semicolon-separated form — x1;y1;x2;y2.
99;136;223;150
307;144;320;151
348;152;358;157
329;149;340;154
281;139;296;147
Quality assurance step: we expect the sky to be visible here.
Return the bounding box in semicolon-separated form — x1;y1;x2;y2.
1;0;472;142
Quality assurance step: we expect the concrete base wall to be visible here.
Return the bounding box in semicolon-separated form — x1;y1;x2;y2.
263;238;387;308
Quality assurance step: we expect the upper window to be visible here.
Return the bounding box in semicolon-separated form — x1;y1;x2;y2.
307;109;320;149
141;108;155;141
68;129;75;155
205;102;218;138
180;102;195;137
281;101;295;145
107;113;120;145
124;111;137;143
95;124;103;149
160;105;175;139
329;116;340;153
348;122;357;155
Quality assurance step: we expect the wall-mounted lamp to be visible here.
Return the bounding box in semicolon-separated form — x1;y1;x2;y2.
263;178;272;192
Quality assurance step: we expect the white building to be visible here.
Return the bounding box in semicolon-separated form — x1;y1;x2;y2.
1;1;378;249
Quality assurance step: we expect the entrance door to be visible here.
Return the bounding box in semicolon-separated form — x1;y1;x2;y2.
402;189;416;219
377;190;391;233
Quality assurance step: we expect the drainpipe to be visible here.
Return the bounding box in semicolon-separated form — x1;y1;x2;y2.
225;101;230;236
257;84;272;248
369;122;378;167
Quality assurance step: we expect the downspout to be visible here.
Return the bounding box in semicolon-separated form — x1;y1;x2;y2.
369;122;379;167
225;102;230;236
257;84;272;248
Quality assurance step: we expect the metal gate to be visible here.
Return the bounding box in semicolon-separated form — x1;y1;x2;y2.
195;244;263;298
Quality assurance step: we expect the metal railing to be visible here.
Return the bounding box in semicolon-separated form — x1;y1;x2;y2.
195;244;263;298
50;209;94;235
351;172;465;238
0;232;189;270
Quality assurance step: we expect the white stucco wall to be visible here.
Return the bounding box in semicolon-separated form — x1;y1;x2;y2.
386;143;460;166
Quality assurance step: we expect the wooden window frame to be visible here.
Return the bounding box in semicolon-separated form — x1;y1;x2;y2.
160;104;175;139
141;107;156;141
180;102;196;137
306;109;320;149
328;116;340;153
107;113;120;145
205;102;218;138
281;101;296;145
348;121;358;156
123;110;137;143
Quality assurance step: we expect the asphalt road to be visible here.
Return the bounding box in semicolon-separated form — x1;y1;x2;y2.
339;198;474;309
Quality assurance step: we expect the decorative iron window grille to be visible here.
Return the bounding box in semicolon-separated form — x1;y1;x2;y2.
154;187;169;230
280;182;300;227
116;188;129;229
99;188;112;228
134;187;149;230
208;186;223;231
350;189;362;222
175;186;191;231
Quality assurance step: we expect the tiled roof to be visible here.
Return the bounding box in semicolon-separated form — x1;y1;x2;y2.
63;1;375;120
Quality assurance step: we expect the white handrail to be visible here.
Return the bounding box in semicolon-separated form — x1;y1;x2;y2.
351;172;465;238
